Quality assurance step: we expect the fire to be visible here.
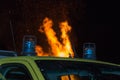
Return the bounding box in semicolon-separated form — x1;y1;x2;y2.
35;45;49;56
35;17;74;58
59;21;74;57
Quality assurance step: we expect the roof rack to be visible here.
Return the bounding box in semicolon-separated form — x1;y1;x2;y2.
0;50;17;58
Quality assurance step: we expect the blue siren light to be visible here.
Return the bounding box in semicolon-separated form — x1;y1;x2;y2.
22;35;36;56
83;43;96;60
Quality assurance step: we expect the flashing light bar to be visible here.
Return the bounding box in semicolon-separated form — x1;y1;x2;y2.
83;43;96;60
21;35;36;56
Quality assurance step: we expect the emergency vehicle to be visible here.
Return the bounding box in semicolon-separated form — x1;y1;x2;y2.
0;50;120;80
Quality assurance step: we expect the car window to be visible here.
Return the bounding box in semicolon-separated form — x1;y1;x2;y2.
0;63;33;80
36;60;120;80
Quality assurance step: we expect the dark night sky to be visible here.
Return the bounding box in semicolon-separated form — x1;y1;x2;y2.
0;0;119;64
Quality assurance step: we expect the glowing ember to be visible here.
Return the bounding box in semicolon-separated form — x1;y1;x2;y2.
35;17;74;58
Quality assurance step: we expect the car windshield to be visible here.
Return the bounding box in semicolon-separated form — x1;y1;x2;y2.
35;60;120;80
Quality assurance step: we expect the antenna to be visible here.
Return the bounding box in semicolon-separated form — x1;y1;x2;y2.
9;10;16;51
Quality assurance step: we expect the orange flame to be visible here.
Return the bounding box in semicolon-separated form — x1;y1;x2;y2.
35;17;74;58
35;45;49;56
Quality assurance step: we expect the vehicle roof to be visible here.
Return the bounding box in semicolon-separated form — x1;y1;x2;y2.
0;50;17;57
0;56;120;67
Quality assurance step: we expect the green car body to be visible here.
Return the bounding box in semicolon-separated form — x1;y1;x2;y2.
0;51;120;80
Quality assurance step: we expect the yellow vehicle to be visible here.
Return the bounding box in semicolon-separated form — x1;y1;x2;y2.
0;50;120;80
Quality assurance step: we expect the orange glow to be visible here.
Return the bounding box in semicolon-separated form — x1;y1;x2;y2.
59;21;74;57
35;45;49;56
35;17;74;58
60;75;81;80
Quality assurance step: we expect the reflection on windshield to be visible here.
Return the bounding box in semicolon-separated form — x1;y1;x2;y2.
59;74;91;80
35;60;120;80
